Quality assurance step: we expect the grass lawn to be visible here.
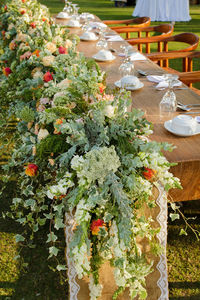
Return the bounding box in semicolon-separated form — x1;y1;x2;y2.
0;1;200;299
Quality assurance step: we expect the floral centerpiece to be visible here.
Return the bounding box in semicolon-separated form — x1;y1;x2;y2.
0;1;181;299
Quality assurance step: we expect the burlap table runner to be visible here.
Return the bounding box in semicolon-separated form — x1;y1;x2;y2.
65;184;168;300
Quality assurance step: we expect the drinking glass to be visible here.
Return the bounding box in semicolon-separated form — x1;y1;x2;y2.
159;74;179;117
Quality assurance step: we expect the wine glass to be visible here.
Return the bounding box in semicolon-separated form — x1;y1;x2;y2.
96;25;108;50
159;74;179;117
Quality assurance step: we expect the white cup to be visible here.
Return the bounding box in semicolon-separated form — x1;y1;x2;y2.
96;49;113;60
171;115;197;134
81;32;96;40
121;75;140;88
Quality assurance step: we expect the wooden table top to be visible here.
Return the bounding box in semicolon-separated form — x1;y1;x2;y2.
55;17;200;201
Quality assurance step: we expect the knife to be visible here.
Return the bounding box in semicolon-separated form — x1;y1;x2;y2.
183;112;200;115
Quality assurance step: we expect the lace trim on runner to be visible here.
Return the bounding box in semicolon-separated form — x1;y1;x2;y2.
156;184;169;300
65;211;80;300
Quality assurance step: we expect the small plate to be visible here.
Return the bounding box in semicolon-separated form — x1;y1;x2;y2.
80;36;98;41
92;54;116;62
114;80;144;91
164;120;200;137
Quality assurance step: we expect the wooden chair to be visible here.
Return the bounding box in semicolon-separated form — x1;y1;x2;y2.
115;24;174;53
147;50;200;93
146;33;200;69
103;17;151;39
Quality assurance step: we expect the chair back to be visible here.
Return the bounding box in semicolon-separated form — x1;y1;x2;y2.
103;17;151;38
115;24;174;53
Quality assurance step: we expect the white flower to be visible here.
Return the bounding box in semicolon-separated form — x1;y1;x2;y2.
45;42;57;53
16;33;28;42
89;275;103;300
57;78;70;89
104;105;115;118
42;55;55;67
8;23;15;30
64;39;73;49
32;71;43;79
37;128;49;141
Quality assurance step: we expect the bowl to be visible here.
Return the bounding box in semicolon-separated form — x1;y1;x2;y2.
120;75;140;88
80;32;97;40
95;50;113;60
171;114;197;135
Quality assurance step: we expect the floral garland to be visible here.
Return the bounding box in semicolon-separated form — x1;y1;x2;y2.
0;1;181;299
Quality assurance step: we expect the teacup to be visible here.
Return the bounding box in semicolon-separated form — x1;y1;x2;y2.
120;75;140;88
68;19;80;27
57;12;70;19
95;50;113;60
81;32;97;40
171;114;197;135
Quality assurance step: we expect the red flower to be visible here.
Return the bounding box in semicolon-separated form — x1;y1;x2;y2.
30;22;36;28
90;219;106;235
20;9;26;15
58;46;67;54
3;67;12;77
43;71;53;82
142;167;156;180
25;164;38;176
42;17;48;22
4;5;7;11
22;0;26;3
98;83;106;94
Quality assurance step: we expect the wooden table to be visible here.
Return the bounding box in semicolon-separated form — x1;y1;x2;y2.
56;18;200;202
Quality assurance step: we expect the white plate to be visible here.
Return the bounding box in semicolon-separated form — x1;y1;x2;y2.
80;36;98;41
92;54;116;62
164;120;200;137
114;80;144;91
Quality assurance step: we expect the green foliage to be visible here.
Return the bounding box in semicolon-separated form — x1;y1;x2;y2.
36;134;70;160
18;106;35;123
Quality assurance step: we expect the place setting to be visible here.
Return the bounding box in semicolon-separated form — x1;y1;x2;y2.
114;45;144;90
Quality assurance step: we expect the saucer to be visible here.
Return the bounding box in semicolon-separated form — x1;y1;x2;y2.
80;35;98;41
164;120;200;136
114;80;144;91
92;54;116;62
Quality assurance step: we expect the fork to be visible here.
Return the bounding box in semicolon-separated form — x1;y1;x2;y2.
178;102;200;108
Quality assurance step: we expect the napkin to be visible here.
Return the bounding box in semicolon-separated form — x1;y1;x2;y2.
89;22;107;29
129;52;147;61
106;35;124;42
147;75;182;88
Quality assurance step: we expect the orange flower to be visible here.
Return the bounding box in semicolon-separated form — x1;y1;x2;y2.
142;167;156;180
43;71;53;82
25;164;38;176
3;67;12;77
32;49;40;57
98;83;106;94
54;118;64;134
90;219;106;235
9;41;17;50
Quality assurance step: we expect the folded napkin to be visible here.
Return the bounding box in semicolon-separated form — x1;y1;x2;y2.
106;35;124;42
129;52;147;61
89;22;107;29
147;75;182;88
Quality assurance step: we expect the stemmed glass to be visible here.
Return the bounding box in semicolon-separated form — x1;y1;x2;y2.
159;74;179;117
96;25;108;50
63;1;73;16
71;3;80;20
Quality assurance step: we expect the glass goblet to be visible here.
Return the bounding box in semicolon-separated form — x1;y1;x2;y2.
159;74;179;117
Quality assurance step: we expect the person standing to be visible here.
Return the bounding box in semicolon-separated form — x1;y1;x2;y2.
133;0;191;22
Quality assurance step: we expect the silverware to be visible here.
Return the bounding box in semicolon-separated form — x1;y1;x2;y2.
156;87;188;91
182;111;200;115
178;102;200;107
137;69;147;76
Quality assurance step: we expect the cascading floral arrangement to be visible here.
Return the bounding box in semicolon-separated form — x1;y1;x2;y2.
0;0;181;299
